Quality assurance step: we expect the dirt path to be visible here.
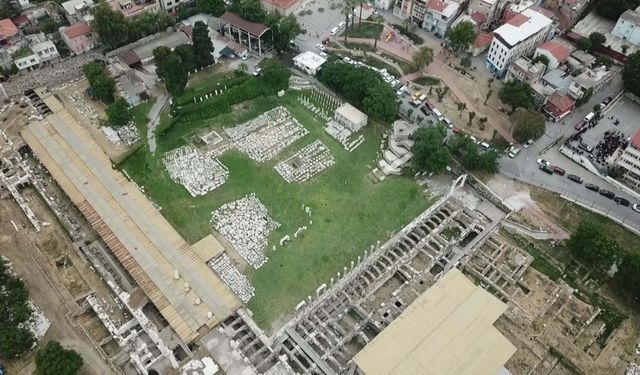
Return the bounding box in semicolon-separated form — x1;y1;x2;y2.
0;198;115;375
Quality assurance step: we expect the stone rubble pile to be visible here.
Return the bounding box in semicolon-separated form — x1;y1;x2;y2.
289;76;314;91
224;106;308;162
208;254;255;303
163;146;229;197
324;121;364;152
275;140;335;183
68;90;100;125
117;124;140;147
211;194;280;269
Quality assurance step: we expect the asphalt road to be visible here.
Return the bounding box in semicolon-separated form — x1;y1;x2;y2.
499;73;640;232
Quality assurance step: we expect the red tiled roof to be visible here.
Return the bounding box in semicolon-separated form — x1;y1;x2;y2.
474;32;493;48
64;22;91;39
12;15;29;27
119;49;141;66
632;129;640;148
546;92;574;117
471;11;487;25
426;0;447;13
537;40;569;62
220;11;270;37
262;0;298;10
0;19;18;41
508;14;530;26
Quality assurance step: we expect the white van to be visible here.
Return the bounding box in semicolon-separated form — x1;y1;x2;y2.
508;147;521;158
584;112;595;122
480;141;491;150
330;27;340;36
432;108;444;121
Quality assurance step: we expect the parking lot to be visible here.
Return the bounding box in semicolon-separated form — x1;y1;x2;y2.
294;0;349;51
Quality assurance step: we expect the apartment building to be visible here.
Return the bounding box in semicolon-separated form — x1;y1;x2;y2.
468;0;506;29
615;130;640;193
612;5;640;47
485;8;554;77
422;0;461;37
14;34;60;71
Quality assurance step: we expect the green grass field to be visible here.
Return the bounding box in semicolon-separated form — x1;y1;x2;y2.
119;90;431;330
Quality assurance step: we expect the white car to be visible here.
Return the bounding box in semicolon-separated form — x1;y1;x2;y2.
523;139;533;148
315;43;326;51
320;52;328;58
344;57;353;64
338;21;346;28
633;203;640;213
252;67;262;76
536;158;550;167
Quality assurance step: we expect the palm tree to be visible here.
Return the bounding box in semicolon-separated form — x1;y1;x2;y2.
342;0;356;42
358;0;367;29
413;46;434;71
468;111;476;126
373;17;382;50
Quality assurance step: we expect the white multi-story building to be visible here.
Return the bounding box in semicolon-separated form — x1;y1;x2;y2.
485;8;554;77
158;0;190;11
616;130;640;193
612;6;640;47
422;0;461;37
14;33;59;72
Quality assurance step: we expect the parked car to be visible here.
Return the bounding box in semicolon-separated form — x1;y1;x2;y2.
574;120;586;130
632;203;640;213
338;21;346;28
567;174;583;183
252;67;262;76
603;96;613;105
420;106;430;115
585;183;599;192
614;197;630;206
320;52;328;58
508;147;521;158
599;189;615;199
523;139;533;148
316;43;326;51
536;158;550;167
443;118;453;129
539;165;554;175
552;166;565;176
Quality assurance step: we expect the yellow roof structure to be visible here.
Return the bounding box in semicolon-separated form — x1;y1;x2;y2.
22;96;241;342
191;234;225;263
354;269;516;375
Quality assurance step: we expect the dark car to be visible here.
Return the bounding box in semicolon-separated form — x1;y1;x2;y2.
552;166;565;176
585;183;599;192
599;189;615;199
614;197;630;206
420;106;430;115
603;96;613;105
567;174;583;183
539;165;554;175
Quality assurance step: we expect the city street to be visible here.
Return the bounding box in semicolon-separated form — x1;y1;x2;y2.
499;73;640;232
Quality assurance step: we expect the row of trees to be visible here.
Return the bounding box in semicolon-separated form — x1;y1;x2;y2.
83;61;116;104
576;32;607;52
0;257;36;358
622;51;640;98
411;126;450;174
594;0;640;20
91;3;175;50
154;21;215;96
316;59;397;122
448;134;499;173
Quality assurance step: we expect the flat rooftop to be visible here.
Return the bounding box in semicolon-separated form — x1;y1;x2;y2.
22;96;240;343
354;269;516;375
494;8;552;47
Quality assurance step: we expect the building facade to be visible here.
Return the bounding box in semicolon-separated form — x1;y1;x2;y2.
422;0;461;37
612;6;640;47
14;34;59;71
485;8;554;77
616;130;640;193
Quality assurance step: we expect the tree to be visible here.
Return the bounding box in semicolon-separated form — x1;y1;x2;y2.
448;134;498;173
594;0;640;20
460;55;472;68
566;221;621;273
0;257;35;359
622;51;640;97
342;0;356;42
413;46;434;71
152;46;172;78
91;3;131;50
105;98;132;127
589;32;606;49
456;101;466;113
576;37;592;51
0;1;20;19
363;82;397;122
411;126;449;174
373;18;383;50
468;111;476;126
192;21;215;68
614;253;640;300
35;341;83;375
228;0;266;22
484;89;493;105
83;61;116;104
258;59;291;92
531;54;549;66
266;12;303;53
129;11;175;39
622;44;629;54
197;0;226;16
595;55;613;68
161;52;187;96
175;44;197;73
499;80;533;112
510;108;545;143
237;62;249;74
436;86;448;102
446;21;476;52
